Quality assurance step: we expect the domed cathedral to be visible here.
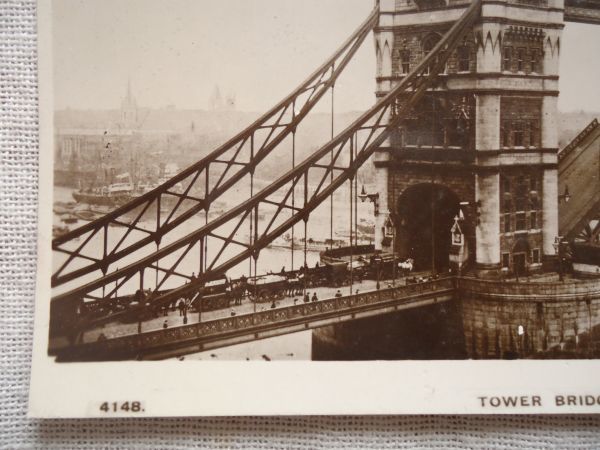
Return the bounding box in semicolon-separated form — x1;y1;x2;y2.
372;0;562;277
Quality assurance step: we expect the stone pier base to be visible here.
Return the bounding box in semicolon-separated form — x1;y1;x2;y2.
312;278;600;360
312;299;466;360
460;279;600;359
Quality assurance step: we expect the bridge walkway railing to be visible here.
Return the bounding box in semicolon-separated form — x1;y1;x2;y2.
53;277;456;361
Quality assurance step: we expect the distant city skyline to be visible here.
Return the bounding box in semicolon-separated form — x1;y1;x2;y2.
53;0;600;113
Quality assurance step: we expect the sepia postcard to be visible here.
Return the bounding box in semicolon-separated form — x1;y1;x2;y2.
29;0;600;417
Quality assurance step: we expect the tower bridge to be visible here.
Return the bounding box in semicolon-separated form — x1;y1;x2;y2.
50;0;600;361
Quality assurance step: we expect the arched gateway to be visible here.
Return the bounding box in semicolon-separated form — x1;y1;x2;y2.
396;183;461;272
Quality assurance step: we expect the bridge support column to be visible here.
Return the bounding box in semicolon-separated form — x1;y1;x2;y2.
542;95;559;263
475;94;501;273
476;173;500;272
374;7;394;252
374;155;389;251
543;168;559;261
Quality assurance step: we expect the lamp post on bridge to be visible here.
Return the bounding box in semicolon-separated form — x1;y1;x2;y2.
558;185;571;204
358;185;380;247
372;255;382;290
358;185;380;214
553;187;571;282
553;236;569;282
384;214;396;286
359;186;387;291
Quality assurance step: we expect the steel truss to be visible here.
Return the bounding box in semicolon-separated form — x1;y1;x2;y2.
572;203;600;245
51;7;378;288
52;0;482;331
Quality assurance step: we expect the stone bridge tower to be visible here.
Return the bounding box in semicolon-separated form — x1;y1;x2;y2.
373;0;563;276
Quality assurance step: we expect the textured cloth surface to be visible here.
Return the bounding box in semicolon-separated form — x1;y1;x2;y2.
1;0;600;448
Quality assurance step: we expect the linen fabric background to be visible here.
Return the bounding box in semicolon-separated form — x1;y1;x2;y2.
1;0;600;448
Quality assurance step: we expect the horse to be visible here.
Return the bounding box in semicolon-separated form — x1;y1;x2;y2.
398;258;414;276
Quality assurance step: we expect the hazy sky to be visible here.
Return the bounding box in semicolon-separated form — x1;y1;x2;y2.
52;0;600;113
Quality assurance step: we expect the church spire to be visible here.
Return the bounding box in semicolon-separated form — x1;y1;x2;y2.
121;77;138;129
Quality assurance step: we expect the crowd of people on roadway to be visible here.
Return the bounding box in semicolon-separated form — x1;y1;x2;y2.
87;254;426;343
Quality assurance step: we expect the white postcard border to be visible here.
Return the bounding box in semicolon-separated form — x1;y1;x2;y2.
29;0;600;418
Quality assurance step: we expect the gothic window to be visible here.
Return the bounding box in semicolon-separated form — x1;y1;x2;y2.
503;176;511;193
457;45;470;72
515;176;528;212
532;248;540;263
517;48;526;71
516;212;527;231
516;176;527;196
530;48;540;73
502;253;511;268
515;197;527;212
530;176;538;192
513;121;524;147
529;120;540;147
502;176;512;213
504;215;512;233
503;37;544;74
422;34;443;74
530;195;540;210
524;121;532;147
423;35;437;56
501;120;511;147
503;47;512;71
503;196;512;213
501;120;540;148
382;42;392;76
530;211;538;229
400;49;411;74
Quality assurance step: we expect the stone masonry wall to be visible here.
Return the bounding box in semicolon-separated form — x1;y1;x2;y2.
388;165;475;213
460;280;600;358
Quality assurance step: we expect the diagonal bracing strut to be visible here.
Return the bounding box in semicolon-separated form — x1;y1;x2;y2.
51;6;379;288
52;0;482;331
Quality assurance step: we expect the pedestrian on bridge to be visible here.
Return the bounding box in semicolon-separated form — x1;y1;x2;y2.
335;290;342;298
177;299;185;317
311;292;318;302
304;293;310;303
163;320;168;329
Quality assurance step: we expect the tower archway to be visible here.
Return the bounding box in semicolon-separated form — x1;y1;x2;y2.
396;183;461;272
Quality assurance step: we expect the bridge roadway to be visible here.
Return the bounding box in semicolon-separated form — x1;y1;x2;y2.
564;0;600;25
52;276;456;361
558;119;600;242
